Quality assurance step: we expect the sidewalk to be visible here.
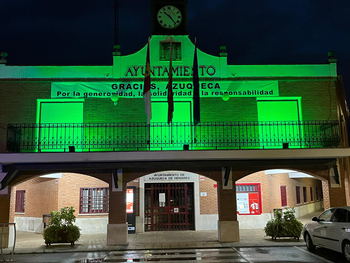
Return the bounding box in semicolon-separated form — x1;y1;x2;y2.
1;211;321;255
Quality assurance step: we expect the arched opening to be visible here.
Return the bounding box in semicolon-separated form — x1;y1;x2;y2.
235;169;325;229
10;172;109;234
126;170;218;233
4;166;330;247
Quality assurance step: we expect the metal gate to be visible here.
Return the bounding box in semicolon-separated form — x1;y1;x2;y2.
144;183;195;231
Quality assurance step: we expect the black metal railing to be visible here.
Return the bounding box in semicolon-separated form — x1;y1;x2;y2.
6;120;340;152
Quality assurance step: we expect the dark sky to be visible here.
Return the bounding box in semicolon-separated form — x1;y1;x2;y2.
1;0;350;98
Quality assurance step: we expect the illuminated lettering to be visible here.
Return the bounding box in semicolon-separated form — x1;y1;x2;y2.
124;65;217;77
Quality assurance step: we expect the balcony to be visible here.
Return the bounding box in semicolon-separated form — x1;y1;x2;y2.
6;121;340;153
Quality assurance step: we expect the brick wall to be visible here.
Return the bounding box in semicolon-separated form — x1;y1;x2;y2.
199;176;218;214
279;81;338;120
8;173;110;220
10;177;58;219
84;98;146;123
57;173;109;218
0;81;50;152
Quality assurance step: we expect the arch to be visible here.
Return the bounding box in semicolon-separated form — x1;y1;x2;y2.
9;172;110;234
124;169;219;232
236;168;325;227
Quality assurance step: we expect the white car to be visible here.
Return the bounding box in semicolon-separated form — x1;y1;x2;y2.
302;207;350;262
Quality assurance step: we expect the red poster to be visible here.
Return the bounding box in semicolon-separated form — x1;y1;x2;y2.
249;193;260;214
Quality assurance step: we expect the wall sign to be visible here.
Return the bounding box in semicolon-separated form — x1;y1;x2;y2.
144;172;193;181
51;81;278;99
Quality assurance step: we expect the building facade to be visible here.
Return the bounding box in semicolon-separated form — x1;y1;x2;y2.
1;0;350;247
10;170;324;235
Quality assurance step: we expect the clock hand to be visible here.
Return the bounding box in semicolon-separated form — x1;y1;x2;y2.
164;11;178;25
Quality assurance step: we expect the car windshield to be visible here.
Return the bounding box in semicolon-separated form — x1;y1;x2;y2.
318;208;335;221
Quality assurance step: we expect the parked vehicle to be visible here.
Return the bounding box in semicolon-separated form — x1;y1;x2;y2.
302;207;350;262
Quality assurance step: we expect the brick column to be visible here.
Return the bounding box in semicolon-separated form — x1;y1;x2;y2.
329;184;347;207
217;179;239;242
325;163;348;208
0;192;10;224
322;180;330;210
107;184;128;245
0;187;14;248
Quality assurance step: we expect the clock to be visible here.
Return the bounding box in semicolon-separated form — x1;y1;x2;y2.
151;0;188;35
157;5;182;29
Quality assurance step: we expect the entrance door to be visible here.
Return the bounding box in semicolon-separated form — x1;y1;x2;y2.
144;183;195;231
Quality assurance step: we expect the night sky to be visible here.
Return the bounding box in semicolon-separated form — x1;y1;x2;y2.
2;0;350;99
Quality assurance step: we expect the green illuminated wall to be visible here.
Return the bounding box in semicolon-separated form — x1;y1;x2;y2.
38;100;84;152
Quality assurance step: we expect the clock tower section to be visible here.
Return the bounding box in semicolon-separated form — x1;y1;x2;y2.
151;0;188;35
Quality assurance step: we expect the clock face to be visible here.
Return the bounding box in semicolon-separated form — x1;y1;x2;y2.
157;5;182;29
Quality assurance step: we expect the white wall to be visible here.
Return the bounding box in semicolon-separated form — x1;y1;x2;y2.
196;214;218;230
294;201;324;218
14;216;109;234
14;217;43;233
75;218;108;234
237;213;273;229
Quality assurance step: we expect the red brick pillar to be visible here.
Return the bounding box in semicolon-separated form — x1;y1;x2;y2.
322;180;330;210
217;174;239;242
322;164;348;209
0;192;10;224
107;181;128;245
0;186;13;248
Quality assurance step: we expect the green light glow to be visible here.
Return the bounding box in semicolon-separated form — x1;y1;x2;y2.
151;101;192;150
257;99;302;149
37;100;84;152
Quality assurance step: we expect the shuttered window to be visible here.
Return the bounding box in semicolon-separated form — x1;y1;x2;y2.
310;187;313;202
303;187;307;203
296;186;301;204
15;190;25;213
280;186;287;207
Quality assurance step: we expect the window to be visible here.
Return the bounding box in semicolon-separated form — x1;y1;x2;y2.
15;190;25;213
332;208;348;222
280;186;287;207
303;187;307;202
310;187;313;202
318;208;335;222
236;184;260;192
80;188;109;214
236;183;261;215
316;187;319;200
159;42;181;61
296;186;301;204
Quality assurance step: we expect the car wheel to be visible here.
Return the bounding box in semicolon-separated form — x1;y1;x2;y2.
305;233;316;252
343;241;350;262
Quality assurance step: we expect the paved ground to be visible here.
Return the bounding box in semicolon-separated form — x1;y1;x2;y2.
1;211;321;256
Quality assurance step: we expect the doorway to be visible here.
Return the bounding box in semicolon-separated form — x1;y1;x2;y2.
144;183;195;231
257;99;302;148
